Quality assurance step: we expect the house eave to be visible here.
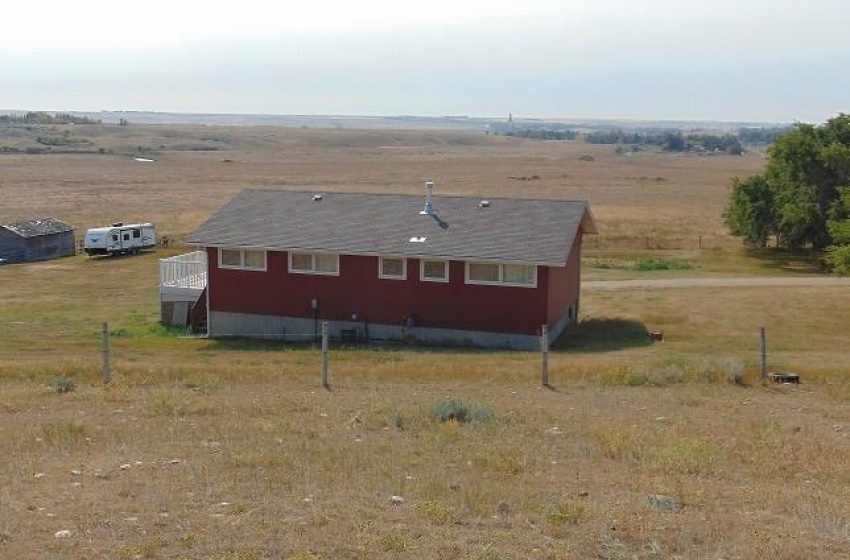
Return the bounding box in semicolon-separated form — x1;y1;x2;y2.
188;242;568;268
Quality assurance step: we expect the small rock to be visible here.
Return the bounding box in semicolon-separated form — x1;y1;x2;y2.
647;494;684;512
134;461;143;466
390;495;405;505
578;491;589;498
54;530;72;538
33;473;45;480
72;482;82;487
70;470;82;476
545;426;562;435
120;464;131;470
834;425;843;432
168;459;181;465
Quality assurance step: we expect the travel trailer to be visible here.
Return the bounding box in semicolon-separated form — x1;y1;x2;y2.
84;223;156;256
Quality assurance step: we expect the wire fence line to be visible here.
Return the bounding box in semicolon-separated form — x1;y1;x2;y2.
586;234;740;251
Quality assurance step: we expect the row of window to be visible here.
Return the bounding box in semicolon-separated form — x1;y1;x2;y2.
218;249;537;287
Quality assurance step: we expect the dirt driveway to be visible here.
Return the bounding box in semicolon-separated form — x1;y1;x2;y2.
584;276;850;291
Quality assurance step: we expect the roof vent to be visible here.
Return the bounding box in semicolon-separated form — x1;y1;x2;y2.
479;199;491;208
419;181;435;216
312;194;323;202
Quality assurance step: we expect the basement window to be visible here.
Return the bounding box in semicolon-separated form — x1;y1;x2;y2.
379;257;407;280
219;248;267;271
289;251;339;276
465;262;536;288
420;259;449;283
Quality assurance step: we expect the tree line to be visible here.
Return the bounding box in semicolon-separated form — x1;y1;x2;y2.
725;114;850;273
501;126;792;153
0;111;101;125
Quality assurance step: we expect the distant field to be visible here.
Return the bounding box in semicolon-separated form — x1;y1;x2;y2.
4;125;850;559
0;123;766;249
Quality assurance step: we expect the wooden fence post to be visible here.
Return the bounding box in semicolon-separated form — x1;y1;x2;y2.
541;324;550;387
321;321;329;390
101;322;111;384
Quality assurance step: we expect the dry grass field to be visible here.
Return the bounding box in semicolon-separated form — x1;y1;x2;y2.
2;124;850;559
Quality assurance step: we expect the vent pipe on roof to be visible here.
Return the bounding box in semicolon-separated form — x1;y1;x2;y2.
420;181;435;216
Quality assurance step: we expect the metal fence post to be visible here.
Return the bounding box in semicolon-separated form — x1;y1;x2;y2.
321;321;329;390
541;324;550;387
102;322;111;384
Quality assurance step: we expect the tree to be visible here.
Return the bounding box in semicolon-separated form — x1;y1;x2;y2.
724;175;777;246
726;113;850;258
825;187;850;273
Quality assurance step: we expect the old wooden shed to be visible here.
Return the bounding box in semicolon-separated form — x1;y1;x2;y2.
0;218;76;264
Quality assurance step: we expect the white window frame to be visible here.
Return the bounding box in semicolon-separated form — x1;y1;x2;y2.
288;251;340;276
218;248;267;271
379;257;407;280
464;261;537;288
420;259;449;283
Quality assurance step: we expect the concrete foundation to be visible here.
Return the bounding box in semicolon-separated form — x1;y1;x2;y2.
207;310;573;350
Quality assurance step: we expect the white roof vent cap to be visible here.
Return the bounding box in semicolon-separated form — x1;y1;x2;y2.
479;199;491;208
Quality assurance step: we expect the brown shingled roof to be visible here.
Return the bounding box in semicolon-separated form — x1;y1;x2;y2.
186;189;597;266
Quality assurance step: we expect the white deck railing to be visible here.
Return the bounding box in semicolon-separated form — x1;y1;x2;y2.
159;251;208;290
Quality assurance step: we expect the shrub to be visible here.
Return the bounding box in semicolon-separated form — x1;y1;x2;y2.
431;398;492;424
418;500;452;524
547;500;586;525
54;377;76;394
724;358;746;385
634;258;693;271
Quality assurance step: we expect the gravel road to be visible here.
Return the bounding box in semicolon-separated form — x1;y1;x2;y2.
584;276;850;291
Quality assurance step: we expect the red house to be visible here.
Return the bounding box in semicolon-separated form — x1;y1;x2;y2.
181;185;597;349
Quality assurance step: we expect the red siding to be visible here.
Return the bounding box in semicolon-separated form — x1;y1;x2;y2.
207;248;562;335
546;235;582;326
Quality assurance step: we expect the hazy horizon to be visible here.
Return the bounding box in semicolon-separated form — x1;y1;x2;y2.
2;1;848;124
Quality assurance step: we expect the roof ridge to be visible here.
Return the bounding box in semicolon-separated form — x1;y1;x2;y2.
239;187;591;204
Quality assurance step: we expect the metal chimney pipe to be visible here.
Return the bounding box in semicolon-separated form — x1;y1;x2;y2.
420;181;435;215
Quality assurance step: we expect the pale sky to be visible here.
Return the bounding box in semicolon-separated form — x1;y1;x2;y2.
2;0;848;123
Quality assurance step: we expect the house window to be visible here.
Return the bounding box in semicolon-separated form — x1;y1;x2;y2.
379;257;406;280
467;262;500;283
219;248;267;271
289;252;339;275
465;262;537;287
421;259;449;282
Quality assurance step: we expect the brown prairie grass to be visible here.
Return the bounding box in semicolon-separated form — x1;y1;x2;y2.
2;126;850;558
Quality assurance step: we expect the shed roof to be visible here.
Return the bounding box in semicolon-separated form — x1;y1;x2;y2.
2;218;74;238
186;189;597;266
